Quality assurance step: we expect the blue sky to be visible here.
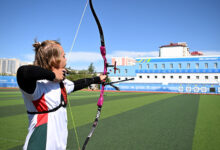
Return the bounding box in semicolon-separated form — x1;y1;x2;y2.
0;0;220;72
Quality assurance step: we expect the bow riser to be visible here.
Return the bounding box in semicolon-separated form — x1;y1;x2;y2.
97;84;105;107
97;46;107;107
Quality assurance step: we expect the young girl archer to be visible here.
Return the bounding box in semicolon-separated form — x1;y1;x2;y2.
16;40;106;150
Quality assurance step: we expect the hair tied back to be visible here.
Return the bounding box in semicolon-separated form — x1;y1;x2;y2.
33;41;41;51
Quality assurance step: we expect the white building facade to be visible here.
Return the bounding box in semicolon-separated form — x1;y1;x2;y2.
159;42;191;57
107;43;220;94
0;58;29;75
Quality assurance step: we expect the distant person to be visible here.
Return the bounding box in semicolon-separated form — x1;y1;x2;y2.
16;40;106;150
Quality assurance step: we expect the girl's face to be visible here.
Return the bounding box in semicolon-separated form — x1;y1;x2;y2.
59;45;67;69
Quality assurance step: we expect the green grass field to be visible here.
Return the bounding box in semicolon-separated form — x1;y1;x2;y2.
0;89;219;150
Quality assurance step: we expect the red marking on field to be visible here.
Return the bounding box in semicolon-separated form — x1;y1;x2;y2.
0;87;19;89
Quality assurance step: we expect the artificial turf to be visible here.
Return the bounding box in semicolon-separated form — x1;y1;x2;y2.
192;95;220;150
67;94;199;150
0;89;219;150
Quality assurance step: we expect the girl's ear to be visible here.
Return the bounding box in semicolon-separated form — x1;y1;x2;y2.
50;56;61;69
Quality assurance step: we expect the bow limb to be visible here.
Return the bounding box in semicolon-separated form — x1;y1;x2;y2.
82;0;107;149
90;0;107;107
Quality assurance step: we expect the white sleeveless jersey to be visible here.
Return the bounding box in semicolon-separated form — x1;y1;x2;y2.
21;79;74;150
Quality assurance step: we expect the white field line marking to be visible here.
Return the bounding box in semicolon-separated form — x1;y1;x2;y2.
0;137;23;143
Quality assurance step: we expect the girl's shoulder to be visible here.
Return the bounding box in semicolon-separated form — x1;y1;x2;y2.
37;80;60;90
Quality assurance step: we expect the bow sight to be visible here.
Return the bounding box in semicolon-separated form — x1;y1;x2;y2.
106;61;118;74
105;61;135;91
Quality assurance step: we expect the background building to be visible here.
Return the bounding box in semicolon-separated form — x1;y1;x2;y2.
111;57;136;66
0;58;30;87
108;42;220;94
159;42;191;57
0;58;29;75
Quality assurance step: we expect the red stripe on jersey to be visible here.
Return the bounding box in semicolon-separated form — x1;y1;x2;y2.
33;94;48;127
60;82;67;104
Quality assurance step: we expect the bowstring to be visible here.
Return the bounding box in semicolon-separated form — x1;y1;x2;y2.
66;0;89;150
68;0;89;56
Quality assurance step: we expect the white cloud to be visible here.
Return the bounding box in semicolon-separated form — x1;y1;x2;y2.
110;50;158;58
66;50;159;64
65;50;158;71
66;51;102;63
201;50;220;56
21;50;158;71
23;50;158;64
23;53;34;63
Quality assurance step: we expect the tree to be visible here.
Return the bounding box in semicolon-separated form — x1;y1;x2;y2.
88;63;95;74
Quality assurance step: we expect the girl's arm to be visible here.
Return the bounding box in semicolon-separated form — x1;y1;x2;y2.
17;65;56;94
73;77;101;91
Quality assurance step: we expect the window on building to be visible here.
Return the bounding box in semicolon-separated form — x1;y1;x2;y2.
163;76;165;79
147;76;150;78
154;64;157;69
196;76;199;79
205;76;208;79
214;63;218;68
179;76;182;79
146;64;149;69
139;64;142;69
178;63;182;69
205;63;208;69
187;63;190;69
196;63;199;69
170;63;173;69
139;75;142;79
155;76;157;79
125;69;128;74
162;64;165;69
170;76;173;79
214;76;218;79
187;76;190;79
210;87;216;92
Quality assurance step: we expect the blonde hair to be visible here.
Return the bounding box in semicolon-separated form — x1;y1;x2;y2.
33;40;62;70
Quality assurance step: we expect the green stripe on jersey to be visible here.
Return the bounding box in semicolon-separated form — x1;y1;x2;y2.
27;124;47;150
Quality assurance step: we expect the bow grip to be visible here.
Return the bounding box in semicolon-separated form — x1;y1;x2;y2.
100;46;106;57
97;96;103;107
97;85;105;107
